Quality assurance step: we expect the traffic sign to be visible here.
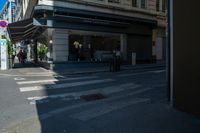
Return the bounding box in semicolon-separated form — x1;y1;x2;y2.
0;20;8;28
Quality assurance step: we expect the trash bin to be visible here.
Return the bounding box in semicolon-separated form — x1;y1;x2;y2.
132;52;136;65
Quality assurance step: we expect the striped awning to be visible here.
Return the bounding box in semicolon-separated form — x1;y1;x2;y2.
7;18;40;43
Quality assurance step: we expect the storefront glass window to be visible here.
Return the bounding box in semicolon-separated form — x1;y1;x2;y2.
68;34;120;62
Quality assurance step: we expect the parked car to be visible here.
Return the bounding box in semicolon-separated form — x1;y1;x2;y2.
94;51;113;62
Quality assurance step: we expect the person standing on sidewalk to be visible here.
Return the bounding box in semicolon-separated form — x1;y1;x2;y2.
17;49;23;63
22;49;27;63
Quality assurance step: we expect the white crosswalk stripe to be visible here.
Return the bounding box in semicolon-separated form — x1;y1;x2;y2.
19;79;114;92
70;98;150;121
17;76;98;85
14;77;26;81
15;73;158;120
152;70;166;73
27;83;140;101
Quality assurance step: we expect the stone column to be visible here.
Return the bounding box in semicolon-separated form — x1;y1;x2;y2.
52;29;69;62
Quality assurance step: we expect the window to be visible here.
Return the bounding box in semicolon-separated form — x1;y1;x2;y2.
108;0;120;4
162;0;166;12
156;0;166;12
141;0;147;9
132;0;138;7
156;0;160;11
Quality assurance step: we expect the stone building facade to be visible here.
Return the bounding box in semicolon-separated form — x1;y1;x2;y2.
9;0;167;69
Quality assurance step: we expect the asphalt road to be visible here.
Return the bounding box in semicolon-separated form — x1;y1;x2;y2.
0;66;200;133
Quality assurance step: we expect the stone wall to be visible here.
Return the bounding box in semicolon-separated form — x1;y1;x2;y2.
52;29;69;62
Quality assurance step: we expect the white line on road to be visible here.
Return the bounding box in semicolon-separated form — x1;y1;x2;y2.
152;70;166;73
14;77;26;81
117;69;165;77
117;71;151;77
70;98;150;121
39;93;150;120
19;79;114;92
127;87;156;95
17;76;98;85
0;73;57;77
27;83;139;101
69;87;158;121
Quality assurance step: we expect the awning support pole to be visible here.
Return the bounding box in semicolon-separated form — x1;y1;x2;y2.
34;40;38;63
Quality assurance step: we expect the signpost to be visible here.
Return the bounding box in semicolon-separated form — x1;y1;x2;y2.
0;39;8;70
0;19;9;70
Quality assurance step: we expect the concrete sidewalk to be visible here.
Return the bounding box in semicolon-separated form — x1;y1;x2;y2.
0;62;165;76
53;63;165;75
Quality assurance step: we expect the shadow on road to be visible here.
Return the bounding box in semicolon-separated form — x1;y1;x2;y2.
32;64;169;133
13;62;38;69
12;61;200;133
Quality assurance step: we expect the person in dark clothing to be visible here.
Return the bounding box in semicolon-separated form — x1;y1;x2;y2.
22;50;27;63
17;49;23;63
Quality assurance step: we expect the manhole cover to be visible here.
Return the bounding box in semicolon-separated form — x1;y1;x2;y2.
80;93;106;101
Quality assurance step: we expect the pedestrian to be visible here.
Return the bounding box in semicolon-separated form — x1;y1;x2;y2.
22;49;27;63
17;49;23;63
12;53;15;67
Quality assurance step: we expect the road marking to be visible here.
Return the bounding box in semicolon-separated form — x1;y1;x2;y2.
152;70;166;73
17;76;98;85
14;77;26;81
0;73;9;76
19;79;114;92
27;83;140;101
1;74;55;77
117;71;151;77
39;91;150;120
127;87;156;95
68;87;158;121
117;69;165;77
70;98;150;121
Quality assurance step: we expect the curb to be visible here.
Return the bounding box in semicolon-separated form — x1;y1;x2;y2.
52;64;165;76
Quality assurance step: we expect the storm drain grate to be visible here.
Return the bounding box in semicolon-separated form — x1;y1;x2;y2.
80;93;106;101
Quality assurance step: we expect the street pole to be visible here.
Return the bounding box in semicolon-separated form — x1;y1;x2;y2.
167;0;174;105
34;40;38;63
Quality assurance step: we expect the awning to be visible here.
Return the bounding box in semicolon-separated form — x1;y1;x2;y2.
7;18;43;43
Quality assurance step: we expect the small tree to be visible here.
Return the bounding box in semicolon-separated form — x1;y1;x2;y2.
7;40;13;58
38;43;48;61
1;35;13;58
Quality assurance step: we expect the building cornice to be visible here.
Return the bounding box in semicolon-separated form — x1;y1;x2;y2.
38;0;161;22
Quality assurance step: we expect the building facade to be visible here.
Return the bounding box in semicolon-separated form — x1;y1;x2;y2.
0;0;16;38
9;0;166;69
0;0;16;63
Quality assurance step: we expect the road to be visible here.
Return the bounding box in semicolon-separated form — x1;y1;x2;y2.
0;66;199;133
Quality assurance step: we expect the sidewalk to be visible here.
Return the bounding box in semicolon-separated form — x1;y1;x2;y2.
0;61;165;76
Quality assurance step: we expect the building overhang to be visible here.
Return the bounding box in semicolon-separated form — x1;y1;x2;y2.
8;4;158;43
33;5;157;28
7;18;46;43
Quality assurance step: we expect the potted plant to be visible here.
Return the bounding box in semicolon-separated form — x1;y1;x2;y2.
38;43;48;61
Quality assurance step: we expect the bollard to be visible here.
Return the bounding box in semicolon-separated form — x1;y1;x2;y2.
132;52;136;65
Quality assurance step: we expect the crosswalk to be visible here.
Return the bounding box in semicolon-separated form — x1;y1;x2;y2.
14;72;162;121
